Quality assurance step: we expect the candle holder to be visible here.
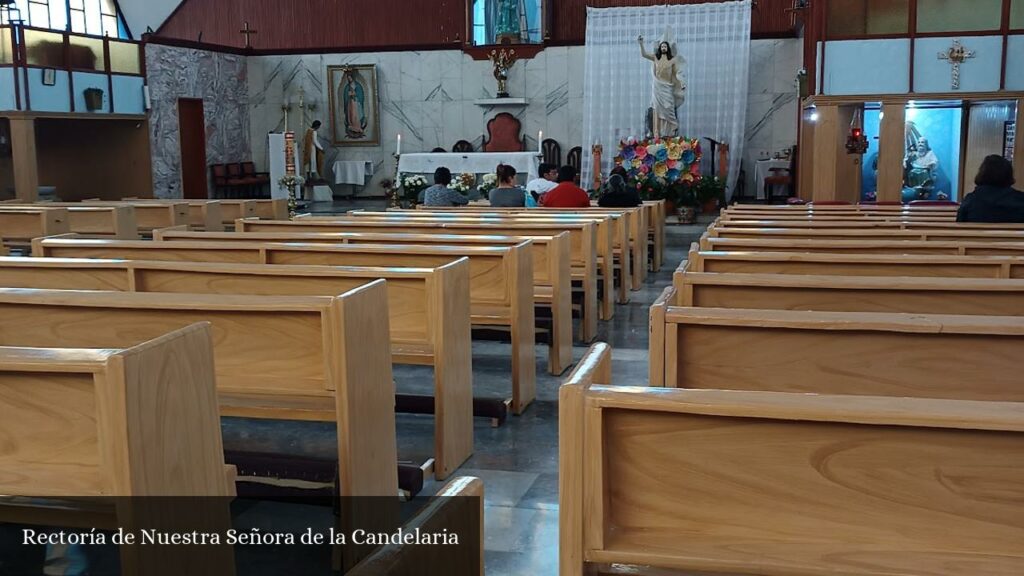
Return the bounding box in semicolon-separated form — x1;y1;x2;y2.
388;153;402;209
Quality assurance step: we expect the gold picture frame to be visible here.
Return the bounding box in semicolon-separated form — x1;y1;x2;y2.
327;65;380;147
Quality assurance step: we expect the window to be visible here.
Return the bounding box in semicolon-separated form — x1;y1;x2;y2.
917;0;1002;33
1012;0;1024;29
0;0;127;38
828;0;909;37
470;0;543;46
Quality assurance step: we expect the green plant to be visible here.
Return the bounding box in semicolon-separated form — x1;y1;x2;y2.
694;176;726;206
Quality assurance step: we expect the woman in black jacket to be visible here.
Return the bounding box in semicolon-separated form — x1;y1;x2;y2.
957;155;1024;223
598;174;642;208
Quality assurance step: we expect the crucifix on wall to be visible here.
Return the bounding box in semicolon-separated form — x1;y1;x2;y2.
937;38;974;90
240;21;258;48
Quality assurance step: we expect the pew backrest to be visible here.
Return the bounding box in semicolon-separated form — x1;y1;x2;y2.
2;204;137;239
700;235;1024;256
0;207;70;241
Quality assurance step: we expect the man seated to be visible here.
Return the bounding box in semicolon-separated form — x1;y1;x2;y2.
597;174;641;208
526;163;559;200
541;166;590;208
422;167;469;207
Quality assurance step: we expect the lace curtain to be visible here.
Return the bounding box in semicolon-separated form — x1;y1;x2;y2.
582;1;751;196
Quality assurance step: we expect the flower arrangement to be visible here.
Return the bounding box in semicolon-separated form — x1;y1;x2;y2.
478;173;498;198
613;136;702;204
401;174;429;203
277;174;306;191
449;172;476;195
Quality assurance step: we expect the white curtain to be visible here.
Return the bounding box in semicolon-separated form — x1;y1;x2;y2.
582;1;751;196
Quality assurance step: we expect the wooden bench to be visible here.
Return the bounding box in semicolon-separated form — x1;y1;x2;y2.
252;198;289;220
643;199;666;272
700;235;1024;256
106;198;226;232
709;226;1024;243
0;256;474;479
1;203;138;239
674;266;1024;315
67;200;190;233
348;476;484;576
0;206;70;244
648;287;1024;397
0;283;400;497
561;343;1024;576
153;228;576;373
686;244;1024;278
716;219;1012;229
235;216;606;336
31;237;537;415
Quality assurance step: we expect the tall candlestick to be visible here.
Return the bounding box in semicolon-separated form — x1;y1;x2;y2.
538;131;543;154
397;134;402;156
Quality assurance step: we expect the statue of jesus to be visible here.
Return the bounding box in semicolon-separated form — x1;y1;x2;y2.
638;34;686;137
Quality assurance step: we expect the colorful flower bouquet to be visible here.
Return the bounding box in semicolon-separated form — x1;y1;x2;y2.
613;136;703;205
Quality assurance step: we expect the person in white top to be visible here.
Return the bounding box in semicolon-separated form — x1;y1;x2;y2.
526;163;559;200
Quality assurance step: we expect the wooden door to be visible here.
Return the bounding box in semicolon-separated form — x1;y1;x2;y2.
178;98;208;199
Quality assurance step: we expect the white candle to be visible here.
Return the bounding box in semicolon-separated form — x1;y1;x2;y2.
538;131;543;154
397;134;402;156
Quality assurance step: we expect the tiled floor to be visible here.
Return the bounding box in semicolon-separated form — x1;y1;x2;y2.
219;201;709;575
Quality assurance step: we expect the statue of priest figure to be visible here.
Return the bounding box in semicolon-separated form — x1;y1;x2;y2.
639;29;686;137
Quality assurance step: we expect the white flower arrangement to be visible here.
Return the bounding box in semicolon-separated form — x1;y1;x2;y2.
449;173;476;194
277;174;305;190
402;174;429;189
478;173;498;194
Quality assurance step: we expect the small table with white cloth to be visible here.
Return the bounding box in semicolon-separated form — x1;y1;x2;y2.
398;152;541;180
753;158;791;201
333;160;375;185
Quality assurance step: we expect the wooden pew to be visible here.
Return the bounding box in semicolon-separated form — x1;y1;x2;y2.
674;266;1024;315
252;198;289;220
346;210;635;299
648;287;1024;398
0;323;237;574
0;283;400;497
31;237;537;415
0;206;70;244
561;343;1024;576
716;219;1019;229
700;235;1024;256
0;256;474;479
348;477;484;576
686;244;1024;278
709;226;1024;243
109;198;226;232
236;216;606;335
153;228;575;373
727;203;960;214
1;203;137;239
408;206;649;285
643;199;666;272
36;200;189;233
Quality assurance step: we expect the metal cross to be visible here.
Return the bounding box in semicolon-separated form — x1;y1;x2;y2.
239;21;257;49
937;38;975;90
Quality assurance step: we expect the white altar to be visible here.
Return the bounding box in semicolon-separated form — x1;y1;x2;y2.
398;152;542;180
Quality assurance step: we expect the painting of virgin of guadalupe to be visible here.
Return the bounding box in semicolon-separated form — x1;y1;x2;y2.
327;65;380;146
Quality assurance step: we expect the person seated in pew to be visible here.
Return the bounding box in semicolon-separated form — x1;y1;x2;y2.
541;166;590;208
422;167;469;207
489;164;529;208
597;173;642;208
958;155;1024;223
526;162;559;201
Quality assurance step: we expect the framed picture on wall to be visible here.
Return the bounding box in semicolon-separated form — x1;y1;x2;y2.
327;65;380;147
42;68;56;86
1005;121;1016;161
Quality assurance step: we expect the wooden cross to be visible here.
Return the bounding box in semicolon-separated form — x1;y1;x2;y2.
937;38;974;90
239;21;257;49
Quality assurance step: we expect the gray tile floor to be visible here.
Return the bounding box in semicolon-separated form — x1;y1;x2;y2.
220;200;709;575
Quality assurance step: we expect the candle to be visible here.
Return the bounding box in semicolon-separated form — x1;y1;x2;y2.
538;131;543;154
397;134;402;156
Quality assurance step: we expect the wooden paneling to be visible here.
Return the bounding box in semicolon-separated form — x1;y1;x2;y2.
34;118;153;201
877;101;906;203
155;0;795;51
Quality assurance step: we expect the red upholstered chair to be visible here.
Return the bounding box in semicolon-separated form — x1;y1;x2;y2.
482;113;525;152
242;162;270;198
909;200;959;206
211;164;229;197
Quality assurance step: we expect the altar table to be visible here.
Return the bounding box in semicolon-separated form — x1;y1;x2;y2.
399;152;541;180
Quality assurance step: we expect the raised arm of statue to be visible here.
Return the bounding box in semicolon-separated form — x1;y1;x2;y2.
638;35;655;62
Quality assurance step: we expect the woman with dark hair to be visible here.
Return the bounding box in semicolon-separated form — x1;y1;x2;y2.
598;174;642;208
957;155;1024;223
422;166;469;207
489;164;528;207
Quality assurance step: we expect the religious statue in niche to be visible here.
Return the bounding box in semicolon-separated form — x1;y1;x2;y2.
904;132;939;201
303;120;326;180
327;65;380;146
495;0;522;43
638;29;686;138
472;0;541;45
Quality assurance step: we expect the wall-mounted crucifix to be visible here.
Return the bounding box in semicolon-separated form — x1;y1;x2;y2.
937;38;974;90
240;21;258;49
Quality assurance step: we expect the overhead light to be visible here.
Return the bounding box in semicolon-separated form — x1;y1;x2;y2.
879;111;885;120
809;112;819;122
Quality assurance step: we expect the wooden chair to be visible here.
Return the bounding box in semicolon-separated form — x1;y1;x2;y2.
241;161;270;197
567;146;582;174
763;152;796;204
541;138;561;166
431;147;447;153
562;343;1024;576
482;113;524;152
452;140;474;153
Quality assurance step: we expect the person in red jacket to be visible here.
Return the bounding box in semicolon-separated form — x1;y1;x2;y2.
541;166;591;208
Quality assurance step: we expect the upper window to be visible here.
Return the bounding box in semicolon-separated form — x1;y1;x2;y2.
470;0;543;46
1012;0;1024;29
828;0;910;37
1;0;128;38
917;0;1002;33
